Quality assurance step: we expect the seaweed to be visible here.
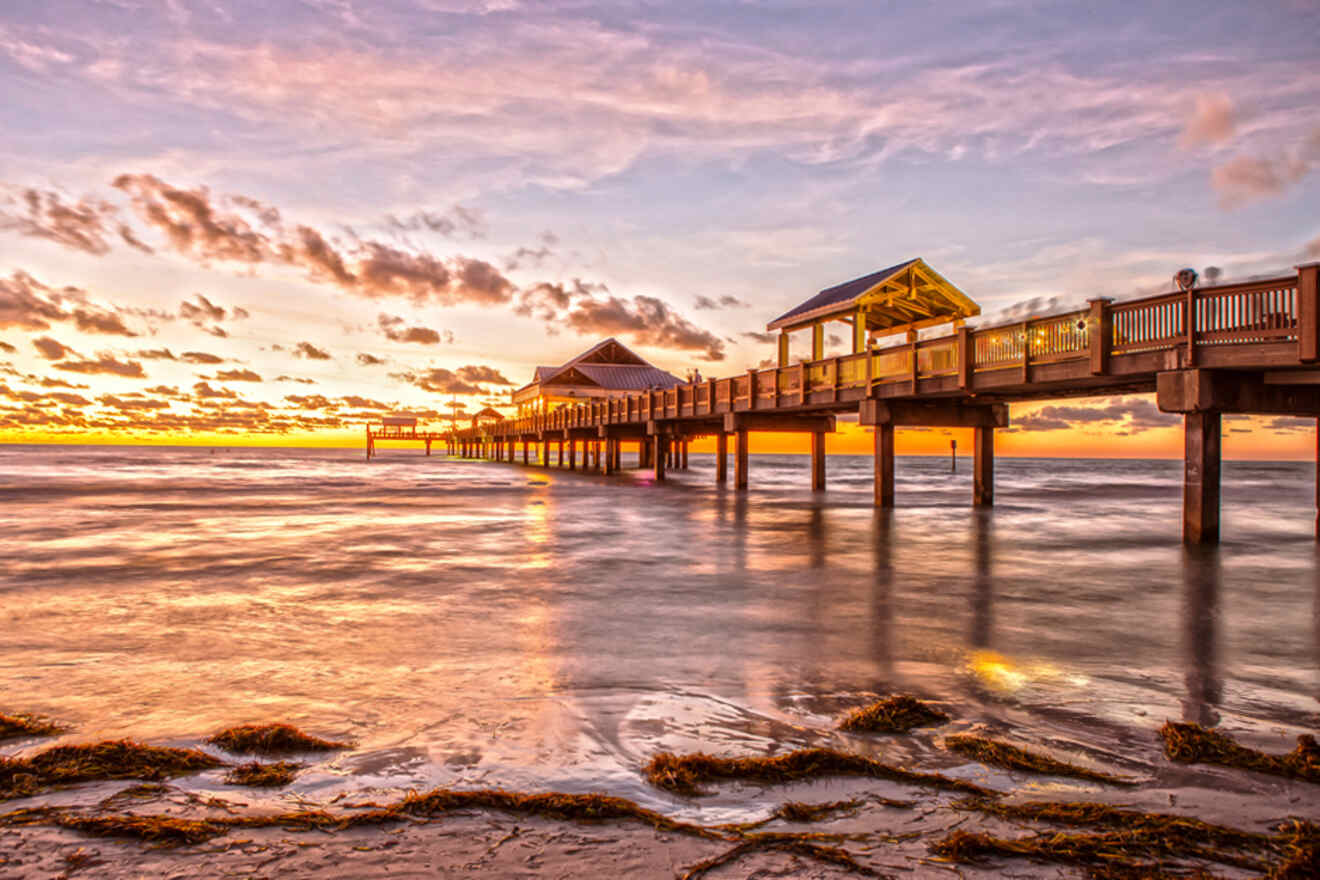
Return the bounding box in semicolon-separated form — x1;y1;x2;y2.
0;787;730;847
1160;722;1320;783
943;734;1137;785
643;747;995;798
0;713;64;740
838;696;949;733
929;824;1267;874
206;723;349;756
1268;820;1320;880
681;832;881;880
951;798;1267;850
772;799;862;823
0;741;224;801
394;788;724;839
223;761;302;788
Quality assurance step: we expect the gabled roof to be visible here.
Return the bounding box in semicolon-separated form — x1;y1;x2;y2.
515;338;682;395
767;258;979;333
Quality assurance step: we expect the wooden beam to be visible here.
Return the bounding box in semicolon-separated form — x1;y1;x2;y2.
1300;262;1319;362
812;324;825;361
778;332;790;367
1088;298;1112;376
653;434;666;481
810;431;825;491
1183;411;1221;544
957;325;972;389
853;306;867;353
724;412;835;433
873;422;894;507
1157;368;1320;415
973;426;994;508
859;399;1008;428
734;428;748;490
716;431;728;483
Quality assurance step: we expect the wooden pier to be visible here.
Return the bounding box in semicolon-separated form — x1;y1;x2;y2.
387;264;1320;544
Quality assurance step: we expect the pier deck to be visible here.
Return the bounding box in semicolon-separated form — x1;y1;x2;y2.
400;265;1320;544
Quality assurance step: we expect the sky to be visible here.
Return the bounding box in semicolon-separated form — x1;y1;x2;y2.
1;0;1318;457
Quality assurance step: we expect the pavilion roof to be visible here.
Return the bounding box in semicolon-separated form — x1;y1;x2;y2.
767;258;979;333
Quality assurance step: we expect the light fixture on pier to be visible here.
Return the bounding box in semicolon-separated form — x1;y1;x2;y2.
1175;268;1199;292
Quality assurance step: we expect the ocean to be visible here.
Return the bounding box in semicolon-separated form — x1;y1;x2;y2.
1;443;1317;837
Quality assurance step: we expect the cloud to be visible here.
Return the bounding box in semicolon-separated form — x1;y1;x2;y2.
340;395;392;409
0;340;14;353
71;306;136;336
0;189;119;255
179;293;246;337
293;341;332;360
114;174;272;263
275;375;317;384
386;205;485;239
456;365;513;385
377;313;450;344
284;394;336;409
98;393;170;411
0;271;70;330
180;351;224;364
355;352;385;366
562;294;726;361
214;368;262;381
392;368;483;394
1180;93;1235;147
695;294;749;310
135;348;176;360
192;381;238;400
113;174;518;308
1009;397;1179;434
1212;127;1320;207
32;336;73;360
52;355;146;378
742;331;776;344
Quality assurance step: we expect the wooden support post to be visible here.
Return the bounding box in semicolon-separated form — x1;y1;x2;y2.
568;437;576;470
716;431;728;483
812;324;824;361
853;307;867;353
557;440;564;468
778;331;790;367
1300;263;1320;362
681;440;688;470
425;439;431;456
810;431;825;491
973;426;994;507
874;423;894;507
735;429;749;490
653;434;667;481
523;439;529;465
957;325;972;390
1088;298;1113;375
542;439;550;467
1184;411;1221;545
603;438;614;475
1185;285;1197;367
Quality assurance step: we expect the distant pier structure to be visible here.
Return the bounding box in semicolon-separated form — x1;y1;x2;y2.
382;258;1320;545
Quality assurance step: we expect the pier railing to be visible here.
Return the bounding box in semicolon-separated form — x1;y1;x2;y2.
462;270;1310;440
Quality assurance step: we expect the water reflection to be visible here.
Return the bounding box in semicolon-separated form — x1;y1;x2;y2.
1181;544;1223;727
870;510;894;684
970;509;993;651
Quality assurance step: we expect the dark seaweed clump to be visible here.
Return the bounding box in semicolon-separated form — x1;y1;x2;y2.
643;747;994;798
943;734;1136;785
681;832;878;879
773;799;861;823
223;761;302;788
0;713;64;740
1160;721;1320;783
838;695;949;733
0;741;224;801
0;787;728;847
206;724;349;756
